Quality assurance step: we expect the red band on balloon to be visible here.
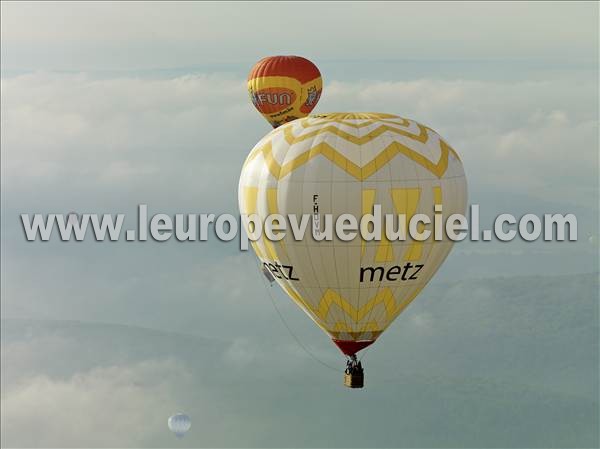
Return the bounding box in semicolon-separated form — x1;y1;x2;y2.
332;339;375;356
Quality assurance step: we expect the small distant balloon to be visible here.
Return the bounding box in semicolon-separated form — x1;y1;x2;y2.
168;413;191;438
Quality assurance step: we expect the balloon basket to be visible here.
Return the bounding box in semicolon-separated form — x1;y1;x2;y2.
344;370;364;388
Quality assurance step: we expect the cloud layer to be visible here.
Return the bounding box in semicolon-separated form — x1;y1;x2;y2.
2;271;598;447
2;72;597;212
2;360;187;447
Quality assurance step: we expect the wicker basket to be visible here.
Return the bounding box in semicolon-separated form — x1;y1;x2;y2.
344;371;364;388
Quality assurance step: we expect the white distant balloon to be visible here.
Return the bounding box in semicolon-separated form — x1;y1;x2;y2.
168;413;191;438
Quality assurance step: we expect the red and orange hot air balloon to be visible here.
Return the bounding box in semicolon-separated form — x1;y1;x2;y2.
247;55;322;128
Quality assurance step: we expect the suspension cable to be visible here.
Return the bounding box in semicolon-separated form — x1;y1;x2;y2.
254;259;342;373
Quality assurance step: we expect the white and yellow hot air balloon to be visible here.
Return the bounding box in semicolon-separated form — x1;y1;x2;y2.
238;113;467;387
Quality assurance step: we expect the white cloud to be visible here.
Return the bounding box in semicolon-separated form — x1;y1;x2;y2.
410;312;435;333
101;160;158;181
1;72;265;212
2;73;596;210
223;337;258;367
1;360;190;447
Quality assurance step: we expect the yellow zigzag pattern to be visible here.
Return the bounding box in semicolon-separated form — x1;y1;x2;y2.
247;137;452;180
300;115;411;129
244;119;459;180
309;112;399;121
316;287;423;324
317;288;393;322
281;283;423;332
333;321;380;332
283;122;428;145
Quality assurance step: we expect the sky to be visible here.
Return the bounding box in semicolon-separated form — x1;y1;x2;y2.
1;2;599;448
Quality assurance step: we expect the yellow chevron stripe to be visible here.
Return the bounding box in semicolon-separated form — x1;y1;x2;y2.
390;188;422;261
264;188;286;260
384;285;424;325
246;138;451;181
333;321;380;332
315;288;410;323
281;285;425;333
361;188;394;263
302;117;462;162
284;122;428;146
361;189;376;259
309;112;399;121
433;186;443;205
300;115;411;130
241;187;266;259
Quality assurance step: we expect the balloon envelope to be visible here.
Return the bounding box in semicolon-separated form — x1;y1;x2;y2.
239;113;467;355
168;413;191;438
247;55;322;128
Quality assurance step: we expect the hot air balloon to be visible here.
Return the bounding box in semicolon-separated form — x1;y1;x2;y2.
239;113;467;388
168;413;191;438
247;55;322;128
